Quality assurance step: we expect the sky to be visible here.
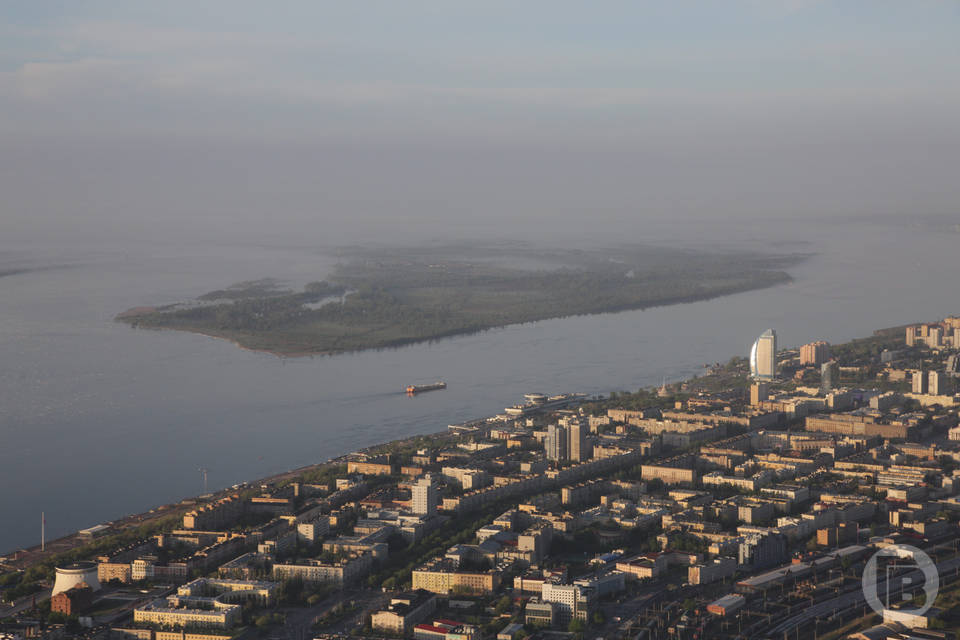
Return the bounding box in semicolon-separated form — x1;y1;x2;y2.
1;1;959;245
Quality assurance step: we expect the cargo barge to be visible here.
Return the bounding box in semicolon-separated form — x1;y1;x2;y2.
406;381;447;395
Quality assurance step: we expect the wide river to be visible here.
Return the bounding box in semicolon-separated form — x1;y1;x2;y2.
1;217;958;554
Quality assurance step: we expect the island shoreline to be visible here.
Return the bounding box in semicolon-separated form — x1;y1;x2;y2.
117;272;796;359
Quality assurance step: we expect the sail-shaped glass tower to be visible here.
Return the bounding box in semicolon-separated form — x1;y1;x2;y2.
750;329;777;380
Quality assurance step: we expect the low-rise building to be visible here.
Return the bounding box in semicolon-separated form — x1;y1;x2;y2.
616;555;666;580
524;600;556;627
50;585;93;616
134;600;240;630
133;578;274;632
541;582;595;625
370;590;438;635
497;623;525;640
347;459;395;476
413;620;479;640
688;557;737;585
641;463;697;486
412;559;501;595
183;495;244;530
706;594;745;616
296;516;330;543
272;552;374;587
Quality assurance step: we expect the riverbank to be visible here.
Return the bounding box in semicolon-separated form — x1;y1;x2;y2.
0;427;456;569
2;322;900;570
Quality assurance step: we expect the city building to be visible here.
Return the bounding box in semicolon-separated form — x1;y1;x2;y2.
371;590;438;634
134;599;240;630
498;623;525;640
750;382;769;406
347;458;395;476
929;370;947;396
175;577;277;606
218;553;272;580
50;585;93;616
805;414;915;440
641;461;697;486
182;494;244;530
738;533;787;570
297;516;330;543
615;555;663;580
411;558;501;595
98;560;132;584
414;620;479;640
545;424;567;462
816;524;857;548
688;557;737;585
567;419;590;462
524;600;556;627
905;319;960;349
441;467;491;491
913;370;928;395
820;361;835;395
133;579;275;631
541;582;595;625
412;475;439;517
272;552;374;587
750;329;777;380
706;594;745;616
800;341;831;366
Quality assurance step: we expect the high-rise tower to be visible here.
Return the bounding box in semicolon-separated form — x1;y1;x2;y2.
546;424;567;462
750;329;777;380
820;361;836;395
567;419;591;462
412;474;438;517
912;370;928;395
929;370;946;396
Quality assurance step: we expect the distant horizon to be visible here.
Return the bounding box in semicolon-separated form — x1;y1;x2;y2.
0;200;952;252
2;1;959;246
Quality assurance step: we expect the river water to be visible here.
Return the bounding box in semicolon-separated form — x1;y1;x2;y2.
1;217;958;554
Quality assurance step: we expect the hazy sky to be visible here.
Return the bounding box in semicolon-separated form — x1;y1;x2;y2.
2;1;959;245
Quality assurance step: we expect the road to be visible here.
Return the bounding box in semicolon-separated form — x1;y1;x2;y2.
233;589;385;640
0;588;52;618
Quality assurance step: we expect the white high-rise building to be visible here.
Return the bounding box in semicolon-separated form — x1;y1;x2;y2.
750;329;777;380
546;424;567;462
412;474;437;517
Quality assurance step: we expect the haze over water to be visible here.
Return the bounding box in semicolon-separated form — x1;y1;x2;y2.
2;1;960;556
2;216;959;554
